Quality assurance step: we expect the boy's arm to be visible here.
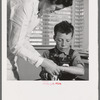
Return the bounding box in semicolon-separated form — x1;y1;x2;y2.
59;64;84;75
59;51;85;76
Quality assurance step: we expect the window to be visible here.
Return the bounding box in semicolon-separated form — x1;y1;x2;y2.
30;0;88;52
30;7;72;46
72;0;85;50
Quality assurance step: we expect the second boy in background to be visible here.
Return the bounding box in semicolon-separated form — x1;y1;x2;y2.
40;21;85;80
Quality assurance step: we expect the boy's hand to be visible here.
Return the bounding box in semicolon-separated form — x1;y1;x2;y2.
40;71;48;80
50;75;59;80
41;58;60;76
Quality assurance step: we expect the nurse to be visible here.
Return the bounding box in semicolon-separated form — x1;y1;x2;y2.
7;0;73;80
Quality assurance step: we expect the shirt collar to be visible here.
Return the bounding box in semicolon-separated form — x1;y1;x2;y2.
54;46;70;55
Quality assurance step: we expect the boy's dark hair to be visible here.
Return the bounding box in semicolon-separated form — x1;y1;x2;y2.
49;0;73;7
54;21;74;38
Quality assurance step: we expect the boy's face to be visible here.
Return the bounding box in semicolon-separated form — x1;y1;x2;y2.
54;32;72;52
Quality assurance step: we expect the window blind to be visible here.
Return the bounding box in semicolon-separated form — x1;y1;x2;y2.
72;0;84;50
30;7;72;46
30;0;88;52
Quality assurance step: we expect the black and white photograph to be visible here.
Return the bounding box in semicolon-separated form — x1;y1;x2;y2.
2;0;98;100
7;0;89;81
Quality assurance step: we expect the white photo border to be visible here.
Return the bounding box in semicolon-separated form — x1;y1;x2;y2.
2;0;99;100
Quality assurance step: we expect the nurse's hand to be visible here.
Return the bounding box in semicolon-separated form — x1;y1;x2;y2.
41;58;60;76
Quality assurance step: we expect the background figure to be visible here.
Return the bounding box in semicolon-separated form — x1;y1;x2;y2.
40;21;84;80
7;0;73;80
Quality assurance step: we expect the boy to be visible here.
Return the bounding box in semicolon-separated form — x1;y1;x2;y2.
40;21;85;80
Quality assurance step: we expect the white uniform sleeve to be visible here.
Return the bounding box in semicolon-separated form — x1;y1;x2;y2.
8;0;44;67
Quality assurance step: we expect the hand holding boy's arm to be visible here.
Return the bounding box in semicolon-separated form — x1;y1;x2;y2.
41;58;60;76
59;64;85;76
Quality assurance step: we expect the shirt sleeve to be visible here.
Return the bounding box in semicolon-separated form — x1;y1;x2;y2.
8;1;44;67
72;51;84;66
